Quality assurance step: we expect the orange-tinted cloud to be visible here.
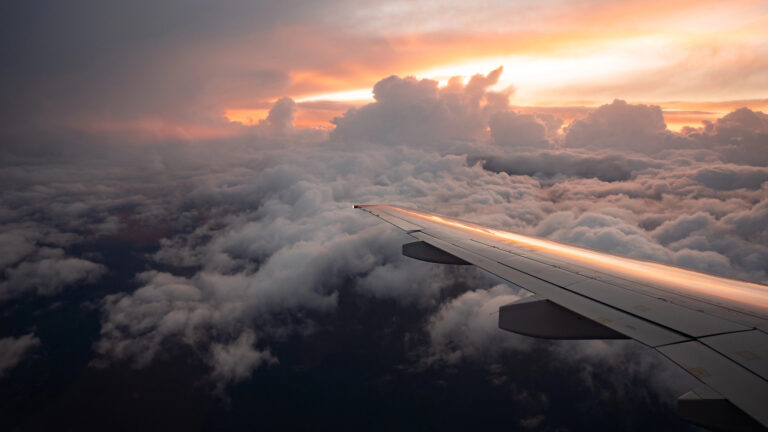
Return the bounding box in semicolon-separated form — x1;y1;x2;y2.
21;1;765;140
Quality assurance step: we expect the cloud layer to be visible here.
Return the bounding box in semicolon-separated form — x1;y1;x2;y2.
1;69;766;420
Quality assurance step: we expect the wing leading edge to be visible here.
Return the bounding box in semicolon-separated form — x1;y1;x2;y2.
356;204;768;431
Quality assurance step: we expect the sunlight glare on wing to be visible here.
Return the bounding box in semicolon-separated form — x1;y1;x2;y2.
390;206;768;312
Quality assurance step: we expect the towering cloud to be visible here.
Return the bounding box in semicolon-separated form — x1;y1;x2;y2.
262;97;297;135
331;67;508;146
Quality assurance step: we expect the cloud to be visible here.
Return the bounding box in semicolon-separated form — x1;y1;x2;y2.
684;107;768;166
421;283;697;404
331;67;507;146
519;414;546;429
1;253;105;301
2;69;767;396
653;212;714;245
488;111;548;149
0;222;105;302
0;229;38;269
0;333;40;378
425;285;532;365
564;99;688;154
0;224;81;269
476;150;657;182
95;271;218;368
692;165;768;190
260;97;297;135
209;331;277;383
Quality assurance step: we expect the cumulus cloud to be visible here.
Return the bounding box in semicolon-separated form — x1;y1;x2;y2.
0;222;105;302
331;67;508;146
564;99;691;154
488;111;548;148
260;97;296;135
0;224;81;268
683;107;768;166
209;331;277;383
422;284;697;404
0;333;40;378
425;285;532;365
2;68;767;395
1;251;105;301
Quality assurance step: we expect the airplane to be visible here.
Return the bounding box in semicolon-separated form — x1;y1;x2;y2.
356;204;768;431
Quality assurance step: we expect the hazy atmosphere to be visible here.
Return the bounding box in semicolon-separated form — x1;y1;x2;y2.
1;1;767;431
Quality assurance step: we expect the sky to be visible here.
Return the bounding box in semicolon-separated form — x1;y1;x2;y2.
2;0;767;136
1;1;768;431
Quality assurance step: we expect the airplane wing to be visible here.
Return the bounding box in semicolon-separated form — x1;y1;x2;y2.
356;204;768;431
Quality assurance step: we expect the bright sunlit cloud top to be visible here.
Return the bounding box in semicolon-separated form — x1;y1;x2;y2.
295;89;374;103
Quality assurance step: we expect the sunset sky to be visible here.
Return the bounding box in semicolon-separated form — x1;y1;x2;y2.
2;2;768;431
219;0;768;130
3;0;768;137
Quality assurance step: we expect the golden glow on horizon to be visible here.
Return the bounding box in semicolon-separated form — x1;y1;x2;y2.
223;99;767;131
216;1;768;132
413;37;670;104
383;206;768;312
295;88;373;103
224;108;270;126
224;106;351;129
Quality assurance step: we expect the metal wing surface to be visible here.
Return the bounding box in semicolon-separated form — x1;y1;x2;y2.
356;204;768;431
